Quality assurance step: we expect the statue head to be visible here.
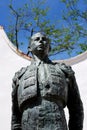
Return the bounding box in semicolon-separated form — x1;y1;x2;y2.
28;32;51;58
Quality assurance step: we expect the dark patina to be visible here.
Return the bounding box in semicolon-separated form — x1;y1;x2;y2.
11;32;84;130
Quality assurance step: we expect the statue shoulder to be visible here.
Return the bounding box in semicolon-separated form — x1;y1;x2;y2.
55;62;74;77
12;66;29;83
12;66;29;93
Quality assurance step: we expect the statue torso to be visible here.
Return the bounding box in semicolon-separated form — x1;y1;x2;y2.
17;62;68;110
16;61;70;130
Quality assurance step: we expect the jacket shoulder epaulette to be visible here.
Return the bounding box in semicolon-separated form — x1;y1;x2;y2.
12;66;28;87
56;62;74;77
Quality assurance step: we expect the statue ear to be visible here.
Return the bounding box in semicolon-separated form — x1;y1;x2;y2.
48;44;51;52
27;42;31;52
28;46;33;52
28;40;33;52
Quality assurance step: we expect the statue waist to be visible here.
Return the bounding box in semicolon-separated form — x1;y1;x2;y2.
20;97;64;113
21;98;68;130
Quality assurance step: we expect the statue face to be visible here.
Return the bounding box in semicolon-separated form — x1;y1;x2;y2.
30;33;50;57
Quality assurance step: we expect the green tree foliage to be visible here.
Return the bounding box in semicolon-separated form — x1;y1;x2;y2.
8;0;32;49
61;0;87;53
8;0;87;59
8;0;53;51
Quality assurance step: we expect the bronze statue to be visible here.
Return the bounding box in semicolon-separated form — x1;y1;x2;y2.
11;32;84;130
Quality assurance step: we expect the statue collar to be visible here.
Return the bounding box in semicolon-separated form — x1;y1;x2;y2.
31;56;52;66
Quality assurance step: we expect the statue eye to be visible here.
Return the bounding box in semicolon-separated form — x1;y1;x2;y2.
35;37;40;41
42;37;46;41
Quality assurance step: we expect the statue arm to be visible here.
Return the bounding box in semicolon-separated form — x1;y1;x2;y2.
60;63;84;130
67;74;84;130
11;74;22;130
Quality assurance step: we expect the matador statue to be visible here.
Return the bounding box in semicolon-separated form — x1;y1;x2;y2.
11;32;84;130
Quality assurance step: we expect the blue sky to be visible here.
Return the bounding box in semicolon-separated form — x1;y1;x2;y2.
0;0;65;31
0;0;85;60
0;0;10;29
0;0;67;60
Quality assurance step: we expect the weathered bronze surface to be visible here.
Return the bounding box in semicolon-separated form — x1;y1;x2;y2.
11;33;84;130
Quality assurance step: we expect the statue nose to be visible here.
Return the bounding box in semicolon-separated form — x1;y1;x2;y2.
39;38;43;43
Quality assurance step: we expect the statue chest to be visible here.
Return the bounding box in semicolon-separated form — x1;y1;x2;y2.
18;67;37;108
18;64;68;108
38;64;68;105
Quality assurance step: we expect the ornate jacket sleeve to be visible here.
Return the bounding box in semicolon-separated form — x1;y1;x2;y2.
61;63;84;130
11;71;22;130
11;67;26;130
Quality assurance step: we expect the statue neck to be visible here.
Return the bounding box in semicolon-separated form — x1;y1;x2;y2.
31;54;51;66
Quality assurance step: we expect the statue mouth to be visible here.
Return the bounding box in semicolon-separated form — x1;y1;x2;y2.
37;44;44;50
